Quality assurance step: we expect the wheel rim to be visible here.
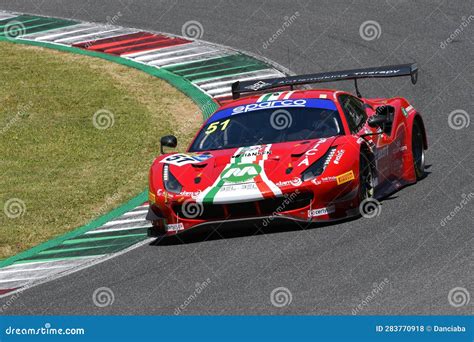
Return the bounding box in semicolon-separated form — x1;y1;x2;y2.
360;157;374;200
363;166;374;199
412;123;425;175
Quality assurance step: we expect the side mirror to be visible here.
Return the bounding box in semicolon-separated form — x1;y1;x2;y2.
367;115;389;128
160;135;177;154
367;106;391;128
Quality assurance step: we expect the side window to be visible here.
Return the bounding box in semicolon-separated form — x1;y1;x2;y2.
339;94;368;133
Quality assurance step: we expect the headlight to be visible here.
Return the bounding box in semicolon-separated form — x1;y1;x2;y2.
301;147;336;181
163;164;183;193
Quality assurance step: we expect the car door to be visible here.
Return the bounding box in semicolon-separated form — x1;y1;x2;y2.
338;94;393;185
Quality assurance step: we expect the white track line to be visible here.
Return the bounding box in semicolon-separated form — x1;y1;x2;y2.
149;50;234;68
0;13;18;20
121;209;148;216
127;42;204;59
0;265;75;274
21;23;95;40
102;217;147;226
86;225;151;235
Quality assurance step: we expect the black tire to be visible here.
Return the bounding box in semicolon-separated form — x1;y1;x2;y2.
359;150;375;203
412;119;426;180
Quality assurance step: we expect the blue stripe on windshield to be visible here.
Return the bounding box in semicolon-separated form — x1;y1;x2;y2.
208;99;337;123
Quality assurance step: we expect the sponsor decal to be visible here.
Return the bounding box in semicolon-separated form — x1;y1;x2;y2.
308;205;335;218
402;105;415;117
297;138;328;167
244;80;272;91
166;223;185;232
208;99;337;124
220;183;258;192
354;69;401;76
276;177;302;187
161;153;212;166
311;175;337;186
290;177;303;186
220;163;262;183
205;118;230;134
234;149;271;158
232;99;307;114
156;189;173;197
336;170;355;185
333;149;345;164
179;190;202;199
156;189;173;203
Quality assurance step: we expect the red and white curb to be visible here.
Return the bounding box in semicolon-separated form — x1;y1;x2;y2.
11;11;289;103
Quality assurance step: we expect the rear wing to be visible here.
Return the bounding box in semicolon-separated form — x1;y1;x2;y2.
231;63;418;99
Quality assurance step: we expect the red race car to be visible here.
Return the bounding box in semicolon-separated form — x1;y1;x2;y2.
147;64;427;236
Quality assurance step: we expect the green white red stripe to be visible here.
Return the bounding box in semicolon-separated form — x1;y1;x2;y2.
197;145;282;204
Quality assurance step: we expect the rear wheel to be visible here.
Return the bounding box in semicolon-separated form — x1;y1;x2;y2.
412;119;426;180
359;151;375;202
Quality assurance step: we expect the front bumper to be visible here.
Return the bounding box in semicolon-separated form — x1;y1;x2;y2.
146;180;360;237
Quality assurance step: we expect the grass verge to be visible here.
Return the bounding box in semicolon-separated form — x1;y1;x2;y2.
0;42;201;259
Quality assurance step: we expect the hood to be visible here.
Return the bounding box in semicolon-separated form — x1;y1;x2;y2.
152;137;337;204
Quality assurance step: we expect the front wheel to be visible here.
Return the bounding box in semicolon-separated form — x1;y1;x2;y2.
412;120;426;180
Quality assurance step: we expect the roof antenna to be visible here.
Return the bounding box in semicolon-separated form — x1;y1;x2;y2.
354;78;362;98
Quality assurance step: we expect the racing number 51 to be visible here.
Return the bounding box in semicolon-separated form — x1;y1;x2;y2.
205;119;230;134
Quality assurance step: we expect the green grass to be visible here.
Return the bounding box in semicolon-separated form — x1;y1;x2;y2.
0;42;201;259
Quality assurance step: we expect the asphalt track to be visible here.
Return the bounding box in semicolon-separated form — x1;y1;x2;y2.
0;1;472;314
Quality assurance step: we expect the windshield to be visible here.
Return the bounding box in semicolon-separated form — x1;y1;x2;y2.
189;98;343;152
